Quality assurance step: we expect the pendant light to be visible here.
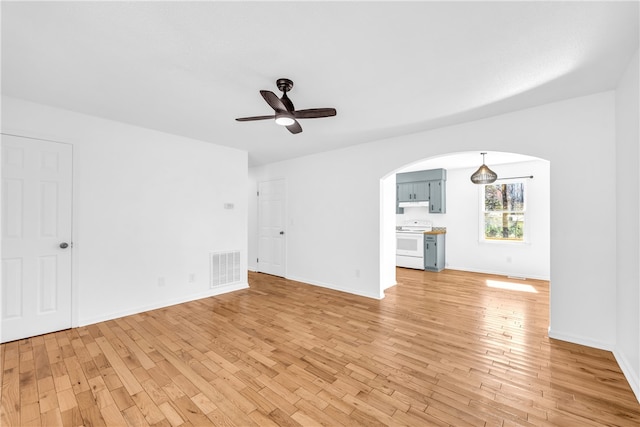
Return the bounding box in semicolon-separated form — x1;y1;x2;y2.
470;152;498;184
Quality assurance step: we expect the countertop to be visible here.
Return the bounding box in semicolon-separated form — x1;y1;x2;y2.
424;228;446;235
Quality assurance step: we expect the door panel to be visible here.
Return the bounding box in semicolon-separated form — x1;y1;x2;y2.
397;183;413;202
1;135;73;343
258;179;286;277
413;181;429;201
424;238;436;269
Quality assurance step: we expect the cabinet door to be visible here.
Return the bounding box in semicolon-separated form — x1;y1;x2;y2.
397;183;414;202
429;180;446;213
413;181;429;201
424;237;437;270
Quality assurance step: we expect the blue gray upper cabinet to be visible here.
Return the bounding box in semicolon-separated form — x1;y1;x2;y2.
396;168;446;214
397;181;429;202
428;180;446;213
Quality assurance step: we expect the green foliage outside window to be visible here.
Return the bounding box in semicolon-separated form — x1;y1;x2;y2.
483;182;525;241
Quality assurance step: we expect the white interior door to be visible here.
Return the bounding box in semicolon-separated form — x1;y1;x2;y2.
1;134;73;343
258;179;286;277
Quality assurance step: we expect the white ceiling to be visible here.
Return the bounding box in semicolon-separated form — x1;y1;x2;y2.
2;1;638;166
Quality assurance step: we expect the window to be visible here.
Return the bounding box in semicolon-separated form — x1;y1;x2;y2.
482;180;526;242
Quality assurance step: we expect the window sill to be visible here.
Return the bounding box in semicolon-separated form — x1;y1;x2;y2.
480;238;530;245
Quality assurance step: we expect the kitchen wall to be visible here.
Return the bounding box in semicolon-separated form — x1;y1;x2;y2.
396;159;550;279
250;90;617;351
2;96;249;327
615;49;639;401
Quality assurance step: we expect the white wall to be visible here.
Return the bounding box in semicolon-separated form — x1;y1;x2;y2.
2;96;249;326
250;91;617;350
250;149;389;298
615;49;640;401
396;160;550;280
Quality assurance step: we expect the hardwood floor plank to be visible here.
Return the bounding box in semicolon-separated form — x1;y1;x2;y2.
95;336;144;396
111;386;136;412
170;395;213;426
56;387;78;413
122;404;150;427
99;403;128;426
156;401;184;427
130;390;166;425
2;268;639;426
40;407;63;426
60;406;83;427
246;409;282;427
1;353;21;426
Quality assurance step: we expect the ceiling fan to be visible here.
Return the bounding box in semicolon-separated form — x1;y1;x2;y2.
235;78;337;134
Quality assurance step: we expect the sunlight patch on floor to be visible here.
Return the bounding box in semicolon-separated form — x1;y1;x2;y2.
486;279;538;293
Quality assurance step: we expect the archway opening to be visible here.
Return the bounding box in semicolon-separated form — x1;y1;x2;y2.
380;151;550;295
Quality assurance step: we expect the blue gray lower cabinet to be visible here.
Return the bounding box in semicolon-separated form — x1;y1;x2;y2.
424;233;445;272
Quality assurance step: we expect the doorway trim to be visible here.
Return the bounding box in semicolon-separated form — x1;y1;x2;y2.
1;132;80;334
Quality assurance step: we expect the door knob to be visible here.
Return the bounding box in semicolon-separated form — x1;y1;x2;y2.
279;231;285;235
59;242;69;249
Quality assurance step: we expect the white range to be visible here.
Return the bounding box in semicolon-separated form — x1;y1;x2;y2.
396;219;432;269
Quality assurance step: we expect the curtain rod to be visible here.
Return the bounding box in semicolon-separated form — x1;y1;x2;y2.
498;175;533;180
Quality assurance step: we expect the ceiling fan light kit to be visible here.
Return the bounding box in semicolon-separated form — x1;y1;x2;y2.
470;152;498;184
236;78;337;134
275;113;295;126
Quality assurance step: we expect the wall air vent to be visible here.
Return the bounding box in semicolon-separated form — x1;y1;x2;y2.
210;251;241;288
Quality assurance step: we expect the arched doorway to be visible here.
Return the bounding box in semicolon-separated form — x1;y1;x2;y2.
380;151;550;294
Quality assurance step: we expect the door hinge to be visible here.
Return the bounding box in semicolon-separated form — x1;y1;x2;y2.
257;191;259;196
257;258;259;263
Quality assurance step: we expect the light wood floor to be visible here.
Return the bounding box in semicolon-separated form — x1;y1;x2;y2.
2;269;639;426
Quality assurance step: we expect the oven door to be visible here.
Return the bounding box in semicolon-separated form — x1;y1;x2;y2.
396;232;424;257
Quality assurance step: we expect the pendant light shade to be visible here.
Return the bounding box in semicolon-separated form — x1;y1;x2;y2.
470;152;498;184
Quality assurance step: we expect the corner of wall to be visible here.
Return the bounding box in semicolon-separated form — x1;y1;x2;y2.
614;348;640;403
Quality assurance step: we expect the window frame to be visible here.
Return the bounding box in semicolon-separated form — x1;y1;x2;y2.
479;179;529;244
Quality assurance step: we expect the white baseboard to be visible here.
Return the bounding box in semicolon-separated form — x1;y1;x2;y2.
285;275;384;299
613;347;640;403
446;265;550;281
78;282;249;327
547;327;613;351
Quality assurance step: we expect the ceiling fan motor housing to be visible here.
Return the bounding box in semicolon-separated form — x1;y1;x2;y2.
276;78;294;93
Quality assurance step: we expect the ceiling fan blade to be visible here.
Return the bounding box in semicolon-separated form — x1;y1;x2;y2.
293;108;337;119
235;115;275;122
286;120;303;134
260;90;287;112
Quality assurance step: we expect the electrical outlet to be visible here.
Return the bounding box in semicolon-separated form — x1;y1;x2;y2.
188;273;195;283
158;277;165;287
